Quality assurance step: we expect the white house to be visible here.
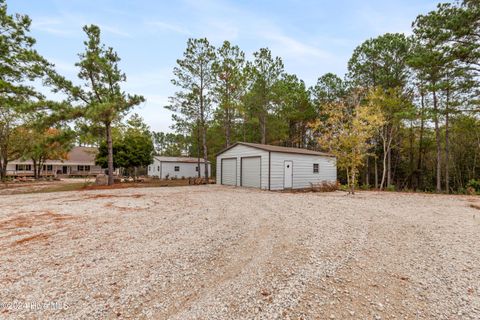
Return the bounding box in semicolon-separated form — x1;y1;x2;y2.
216;142;337;190
7;146;102;177
148;156;211;179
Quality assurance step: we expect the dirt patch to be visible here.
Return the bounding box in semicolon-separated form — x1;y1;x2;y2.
64;193;145;202
0;211;74;231
470;203;480;210
14;233;50;246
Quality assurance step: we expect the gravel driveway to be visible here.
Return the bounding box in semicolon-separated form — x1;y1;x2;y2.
0;185;479;319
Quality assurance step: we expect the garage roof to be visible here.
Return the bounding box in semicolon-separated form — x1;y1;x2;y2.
154;156;210;163
216;142;335;157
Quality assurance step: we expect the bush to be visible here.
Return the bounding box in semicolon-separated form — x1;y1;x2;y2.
360;184;371;190
386;185;396;192
466;179;480;193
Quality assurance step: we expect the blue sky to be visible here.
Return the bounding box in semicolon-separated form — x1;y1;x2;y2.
9;0;439;132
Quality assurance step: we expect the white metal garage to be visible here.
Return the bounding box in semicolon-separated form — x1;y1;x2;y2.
148;156;211;179
216;142;337;190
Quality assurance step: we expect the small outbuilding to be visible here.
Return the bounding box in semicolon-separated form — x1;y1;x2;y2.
216;142;336;190
148;156;211;179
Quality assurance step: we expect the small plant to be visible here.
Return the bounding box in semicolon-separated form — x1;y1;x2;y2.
386;184;395;192
466;179;480;193
466;187;476;195
360;184;370;190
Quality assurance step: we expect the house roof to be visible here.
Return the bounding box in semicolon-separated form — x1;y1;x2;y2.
11;146;98;165
154;156;210;163
216;142;335;157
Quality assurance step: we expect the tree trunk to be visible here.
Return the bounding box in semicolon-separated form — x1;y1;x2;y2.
365;156;370;187
199;91;209;181
202;121;209;181
225;107;231;147
350;170;356;195
380;130;388;190
346;167;350;193
408;120;415;189
225;83;231;147
0;160;4;181
445;88;450;194
260;113;266;144
0;145;8;181
197;120;201;178
387;148;392;187
37;160;42;179
433;89;441;193
0;163;5;181
374;156;378;189
106;122;114;186
32;159;38;180
416;91;426;191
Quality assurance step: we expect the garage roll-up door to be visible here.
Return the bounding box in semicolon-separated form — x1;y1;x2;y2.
221;158;237;185
241;157;261;188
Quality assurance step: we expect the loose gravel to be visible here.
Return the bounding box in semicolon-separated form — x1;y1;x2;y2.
0;185;479;319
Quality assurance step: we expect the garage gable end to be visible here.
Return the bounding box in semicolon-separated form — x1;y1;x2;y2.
216;144;269;189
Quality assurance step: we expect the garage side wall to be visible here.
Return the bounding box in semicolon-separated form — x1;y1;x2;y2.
270;152;337;190
161;162;210;179
147;158;161;177
216;145;269;189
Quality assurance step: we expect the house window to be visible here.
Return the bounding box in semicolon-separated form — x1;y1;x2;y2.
174;166;180;172
195;166;199;172
77;165;91;172
313;163;319;173
16;164;31;171
157;166;160;171
43;165;53;171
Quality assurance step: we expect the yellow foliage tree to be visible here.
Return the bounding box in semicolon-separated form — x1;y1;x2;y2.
316;89;385;194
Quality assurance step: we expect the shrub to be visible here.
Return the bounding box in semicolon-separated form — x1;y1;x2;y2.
466;179;480;193
386;185;396;192
360;184;370;190
466;187;476;195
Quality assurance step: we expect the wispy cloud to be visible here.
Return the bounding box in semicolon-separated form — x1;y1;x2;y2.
31;17;72;36
32;14;131;38
98;24;131;38
146;21;191;35
259;30;333;60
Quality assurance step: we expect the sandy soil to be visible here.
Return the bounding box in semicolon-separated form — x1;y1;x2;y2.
0;185;479;319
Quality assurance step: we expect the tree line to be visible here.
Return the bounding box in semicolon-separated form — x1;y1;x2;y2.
0;0;153;185
162;0;480;193
1;0;479;192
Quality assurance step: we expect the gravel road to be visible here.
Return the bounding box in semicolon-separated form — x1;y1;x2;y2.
0;185;479;319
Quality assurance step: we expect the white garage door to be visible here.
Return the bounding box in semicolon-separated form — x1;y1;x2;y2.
241;157;261;188
221;158;237;185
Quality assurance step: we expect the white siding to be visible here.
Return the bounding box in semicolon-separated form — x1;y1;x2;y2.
148;158;210;179
269;152;337;190
216;144;269;189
